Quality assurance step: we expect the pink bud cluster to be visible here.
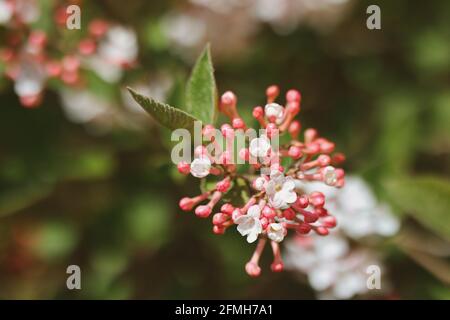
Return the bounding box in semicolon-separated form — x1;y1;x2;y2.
0;3;134;108
177;85;346;277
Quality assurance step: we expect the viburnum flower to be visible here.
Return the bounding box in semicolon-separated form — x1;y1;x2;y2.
190;157;212;178
235;205;263;243
284;176;400;298
265;171;297;209
249;135;272;157
267;223;286;242
0;4;137;108
176;85;347;277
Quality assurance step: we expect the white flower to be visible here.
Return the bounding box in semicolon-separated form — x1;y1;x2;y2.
98;26;138;66
253;176;267;191
190;157;211;178
14;58;46;97
85;55;122;83
267;223;286;242
0;0;13;24
162;13;206;48
284;234;378;299
15;0;40;24
300;176;400;239
323;166;338;186
249;135;272;157
60;89;110;123
235;205;263;243
265;171;297;209
264;103;284;124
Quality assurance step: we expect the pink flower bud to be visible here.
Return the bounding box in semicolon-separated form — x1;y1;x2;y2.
252;106;264;119
179;197;195;211
283;208;296;220
320;141;335;154
221;124;234;138
286;101;300;115
62;55;80;72
221;203;234;215
297;223;311;234
194;145;208;158
61;71;79;85
266;85;279;102
304;128;317;143
219;151;232;165
309;192;325;208
213;225;225;234
89;19;109;38
45;61;62;77
245;262;261;277
335;168;345;179
315;226;329;236
271;261;284;272
195;205;212;218
260;217;269;230
177;161;190;175
332;153;346;165
28;30;47;48
315;207;328;217
239;148;249;161
20;95;41;108
295;195;309;208
213;213;228;225
78;38;96;55
303;211;319;223
317;155;331;166
202;124;215;139
216;178;231;193
265;123;278;138
306;143;320;154
220;91;236;108
232;117;245;129
286;89;301;103
321;216;337;228
288;146;302;159
262;206;276;219
288;120;301;138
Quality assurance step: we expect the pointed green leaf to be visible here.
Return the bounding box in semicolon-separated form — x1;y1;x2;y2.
384;176;450;240
127;87;199;132
186;44;218;124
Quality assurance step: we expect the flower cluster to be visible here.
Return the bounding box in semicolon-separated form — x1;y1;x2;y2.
284;176;400;298
0;1;137;107
177;85;346;276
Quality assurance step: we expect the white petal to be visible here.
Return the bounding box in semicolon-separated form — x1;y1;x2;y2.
237;218;253;236
246;231;258;243
282;179;296;191
247;205;261;218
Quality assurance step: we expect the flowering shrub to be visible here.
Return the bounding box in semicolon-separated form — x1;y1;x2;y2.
0;0;137;107
129;44;346;277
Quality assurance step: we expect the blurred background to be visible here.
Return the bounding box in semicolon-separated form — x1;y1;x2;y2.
0;0;449;299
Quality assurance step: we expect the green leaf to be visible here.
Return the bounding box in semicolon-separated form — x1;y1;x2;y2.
384;176;450;240
186;44;218;124
127;87;199;132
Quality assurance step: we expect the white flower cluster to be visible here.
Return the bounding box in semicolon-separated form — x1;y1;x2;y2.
285;176;400;299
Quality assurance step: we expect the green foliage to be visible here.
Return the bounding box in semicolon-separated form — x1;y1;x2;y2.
128;87;199;132
384;176;450;240
31;221;79;261
186;44;218;124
